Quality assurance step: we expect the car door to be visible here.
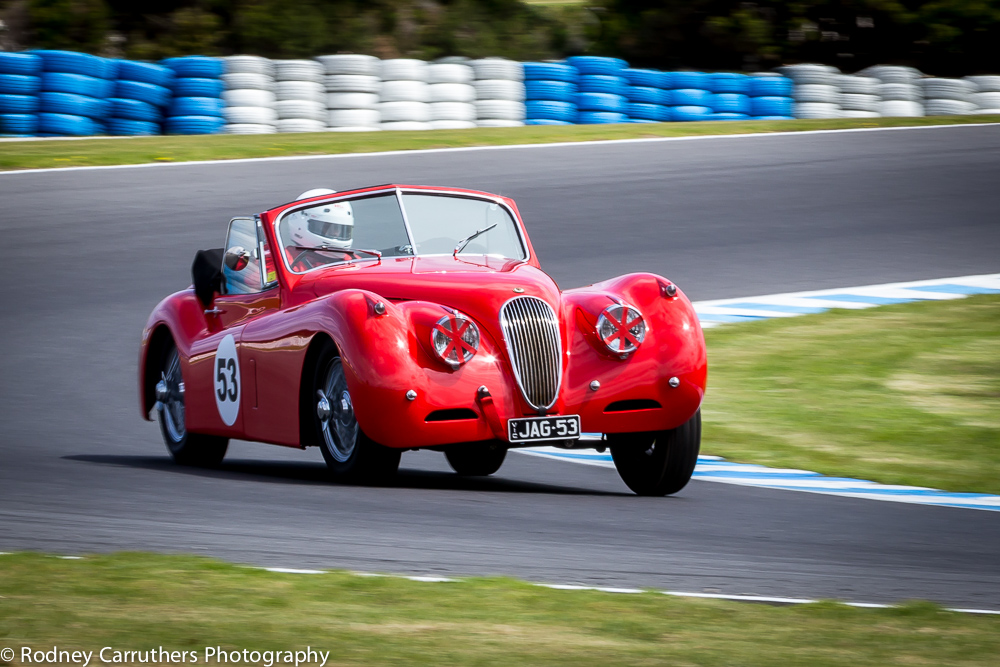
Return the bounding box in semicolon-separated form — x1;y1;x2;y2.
185;217;279;438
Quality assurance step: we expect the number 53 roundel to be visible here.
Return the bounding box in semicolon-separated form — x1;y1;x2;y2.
213;334;240;426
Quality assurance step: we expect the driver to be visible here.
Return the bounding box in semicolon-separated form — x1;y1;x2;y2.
285;188;356;270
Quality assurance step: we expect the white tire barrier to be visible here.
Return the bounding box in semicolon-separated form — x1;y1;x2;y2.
327;92;378;109
382;121;432;131
221;72;273;91
276;119;325;133
429;83;475;103
861;65;921;84
966;75;1000;92
475;119;524;127
837;75;879;95
924;99;976;115
474;99;526;121
971;92;1000;109
794;102;840;119
878;100;924;117
223;106;277;125
427;63;473;84
839;93;880;112
920;78;974;102
316;54;380;77
223;56;276;134
328;108;380;127
273;60;323;84
275;81;324;103
222;89;275;107
378;100;430;122
429;120;476;129
470;59;524;81
275;99;325;121
473;79;526;102
839;109;880;118
878;83;921;101
472;58;525;125
380;80;430;103
325;75;381;94
429;102;476;122
381;59;428;82
792;84;839;104
225;55;274;77
776;64;839;86
224;123;276;134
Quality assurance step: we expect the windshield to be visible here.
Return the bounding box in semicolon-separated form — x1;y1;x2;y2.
277;191;526;273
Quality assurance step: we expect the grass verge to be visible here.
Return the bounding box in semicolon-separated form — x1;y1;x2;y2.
702;294;1000;494
1;552;998;666
1;116;997;171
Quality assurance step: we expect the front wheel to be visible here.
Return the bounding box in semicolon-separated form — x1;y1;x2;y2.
156;342;228;466
445;441;507;476
608;410;701;496
312;342;400;483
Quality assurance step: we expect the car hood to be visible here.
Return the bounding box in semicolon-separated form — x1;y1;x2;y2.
298;255;562;330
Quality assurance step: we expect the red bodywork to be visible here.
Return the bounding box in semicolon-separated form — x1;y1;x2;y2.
138;185;707;450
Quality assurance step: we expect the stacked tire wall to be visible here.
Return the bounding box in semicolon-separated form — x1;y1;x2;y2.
273;60;325;133
320;55;381;132
109;60;173;136
428;61;476;130
162;57;225;135
570;57;628;124
668;72;713;122
379;59;431;131
222;56;277;134
472;59;525;128
748;74;794;120
524;62;577;126
969;76;1000;115
623;68;667;123
36;50;115;136
0;52;42;136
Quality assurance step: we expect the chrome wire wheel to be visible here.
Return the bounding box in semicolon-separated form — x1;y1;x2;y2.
158;347;186;443
318;357;359;463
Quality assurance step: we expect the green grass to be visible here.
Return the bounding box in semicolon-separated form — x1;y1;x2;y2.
1;115;997;171
702;294;1000;494
1;553;998;666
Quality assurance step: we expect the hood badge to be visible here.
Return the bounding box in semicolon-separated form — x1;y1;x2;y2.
512;287;525;293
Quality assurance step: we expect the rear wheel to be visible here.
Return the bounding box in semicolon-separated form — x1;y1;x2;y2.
608;410;701;496
312;341;400;483
156;342;228;466
445;441;507;476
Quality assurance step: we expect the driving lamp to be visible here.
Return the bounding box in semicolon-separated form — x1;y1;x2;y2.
431;312;480;368
596;304;646;355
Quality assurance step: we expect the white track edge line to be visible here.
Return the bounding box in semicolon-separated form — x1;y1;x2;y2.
2;122;998;176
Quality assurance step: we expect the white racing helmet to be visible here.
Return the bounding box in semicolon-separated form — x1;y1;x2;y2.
288;188;354;249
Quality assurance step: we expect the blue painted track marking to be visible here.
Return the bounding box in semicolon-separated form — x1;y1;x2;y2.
519;273;1000;511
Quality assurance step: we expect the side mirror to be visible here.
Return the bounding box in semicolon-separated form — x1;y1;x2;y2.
225;246;251;272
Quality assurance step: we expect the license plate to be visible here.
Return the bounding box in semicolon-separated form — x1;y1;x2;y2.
508;415;581;443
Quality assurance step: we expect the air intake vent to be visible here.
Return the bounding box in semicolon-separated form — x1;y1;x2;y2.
499;296;562;411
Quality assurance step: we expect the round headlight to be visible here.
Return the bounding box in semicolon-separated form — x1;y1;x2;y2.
597;304;646;355
431;312;480;368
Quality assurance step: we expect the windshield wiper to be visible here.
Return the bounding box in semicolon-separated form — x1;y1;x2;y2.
293;245;382;259
453;223;498;256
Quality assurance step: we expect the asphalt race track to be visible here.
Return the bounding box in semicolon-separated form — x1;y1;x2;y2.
1;125;999;609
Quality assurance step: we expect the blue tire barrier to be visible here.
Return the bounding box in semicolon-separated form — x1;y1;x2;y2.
0;73;41;95
38;91;108;119
38;112;99;135
169;96;224;117
710;112;751;121
40;72;101;96
578;75;627;96
161;56;224;79
35;50;105;77
711;93;751;114
708;73;750;94
115;80;171;107
522;62;577;83
524;80;577;103
164;115;225;135
525;100;577;123
626;118;658;123
0;52;42;75
576;92;626;112
670;105;713;122
623;68;664;88
668;88;712;106
749;76;793;97
109;97;162;122
117;60;174;88
525;118;573;125
577;111;628;124
627;102;667;121
0;113;38;134
753;115;796;121
659;72;675;89
0;93;39;114
751;96;794;117
671;72;710;90
172;77;225;98
566;56;627;76
108;117;160;136
626;86;666;104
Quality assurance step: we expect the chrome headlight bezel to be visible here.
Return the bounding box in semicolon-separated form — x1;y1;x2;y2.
596;303;646;356
431;312;480;369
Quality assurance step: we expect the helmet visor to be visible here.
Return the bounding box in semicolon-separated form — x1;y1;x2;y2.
307;218;352;243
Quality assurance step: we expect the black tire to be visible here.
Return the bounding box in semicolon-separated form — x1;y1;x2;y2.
445;441;507;476
311;340;401;483
608;410;701;496
156;342;228;467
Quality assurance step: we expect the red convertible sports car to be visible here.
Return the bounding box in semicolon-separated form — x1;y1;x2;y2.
139;185;707;496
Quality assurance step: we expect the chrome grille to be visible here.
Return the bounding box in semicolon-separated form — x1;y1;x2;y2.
499;296;562;411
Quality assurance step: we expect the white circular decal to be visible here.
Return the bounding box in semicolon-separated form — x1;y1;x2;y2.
213;333;240;426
